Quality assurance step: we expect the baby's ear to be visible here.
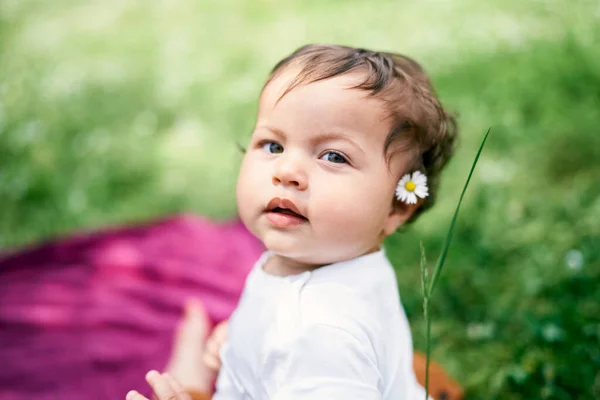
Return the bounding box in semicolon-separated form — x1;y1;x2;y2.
382;200;421;235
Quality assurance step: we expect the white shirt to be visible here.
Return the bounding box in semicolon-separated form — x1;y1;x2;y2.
213;250;427;400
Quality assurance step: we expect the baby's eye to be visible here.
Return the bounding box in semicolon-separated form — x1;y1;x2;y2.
320;151;348;164
262;141;283;154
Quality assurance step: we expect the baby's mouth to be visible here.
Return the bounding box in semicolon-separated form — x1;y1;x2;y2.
269;207;308;221
264;197;309;226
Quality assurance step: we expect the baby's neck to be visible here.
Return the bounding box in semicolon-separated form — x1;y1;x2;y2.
262;254;324;277
262;245;382;277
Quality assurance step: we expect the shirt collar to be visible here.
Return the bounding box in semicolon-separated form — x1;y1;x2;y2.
252;248;395;289
304;248;396;288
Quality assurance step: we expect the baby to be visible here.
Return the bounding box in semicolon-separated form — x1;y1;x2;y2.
127;44;457;400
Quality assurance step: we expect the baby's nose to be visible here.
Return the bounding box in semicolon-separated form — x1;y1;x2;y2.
272;156;308;190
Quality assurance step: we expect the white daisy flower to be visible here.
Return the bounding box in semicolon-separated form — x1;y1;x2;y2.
395;171;429;204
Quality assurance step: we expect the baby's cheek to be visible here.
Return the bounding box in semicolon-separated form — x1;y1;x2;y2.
316;195;380;240
237;160;263;205
236;173;262;232
340;186;391;232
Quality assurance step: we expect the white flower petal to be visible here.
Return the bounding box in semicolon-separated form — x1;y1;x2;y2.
412;177;427;187
412;172;427;185
412;170;425;180
406;192;418;204
396;179;407;199
398;189;408;202
414;187;429;198
398;174;410;185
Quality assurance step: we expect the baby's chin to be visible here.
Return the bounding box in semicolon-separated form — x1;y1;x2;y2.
262;236;326;266
258;225;380;265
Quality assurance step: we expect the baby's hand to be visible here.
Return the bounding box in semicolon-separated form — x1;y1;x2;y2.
126;370;191;400
203;320;229;372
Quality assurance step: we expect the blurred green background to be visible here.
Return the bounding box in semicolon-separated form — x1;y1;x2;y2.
1;0;599;398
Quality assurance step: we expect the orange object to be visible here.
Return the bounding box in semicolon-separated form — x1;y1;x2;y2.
412;351;464;400
188;390;212;400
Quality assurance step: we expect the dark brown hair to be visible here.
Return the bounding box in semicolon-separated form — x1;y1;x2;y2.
266;44;458;223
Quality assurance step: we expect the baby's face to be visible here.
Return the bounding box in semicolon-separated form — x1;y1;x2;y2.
236;71;411;266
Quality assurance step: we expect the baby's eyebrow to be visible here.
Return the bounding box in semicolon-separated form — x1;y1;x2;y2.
257;125;286;140
312;131;365;155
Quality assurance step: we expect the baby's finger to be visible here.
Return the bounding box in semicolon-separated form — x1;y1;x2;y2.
203;351;222;371
206;336;222;356
126;390;150;400
214;332;227;347
213;321;229;342
145;370;180;400
163;373;191;400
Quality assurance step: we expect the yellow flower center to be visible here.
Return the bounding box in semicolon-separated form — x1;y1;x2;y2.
405;181;416;192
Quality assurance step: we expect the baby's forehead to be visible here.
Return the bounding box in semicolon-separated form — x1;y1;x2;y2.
259;68;373;112
261;79;390;138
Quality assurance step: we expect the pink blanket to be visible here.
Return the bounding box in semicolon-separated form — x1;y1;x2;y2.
0;214;263;400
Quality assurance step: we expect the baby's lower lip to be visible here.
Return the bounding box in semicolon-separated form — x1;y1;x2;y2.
265;211;308;227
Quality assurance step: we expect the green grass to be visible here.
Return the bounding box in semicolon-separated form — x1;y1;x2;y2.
421;128;491;399
1;1;599;398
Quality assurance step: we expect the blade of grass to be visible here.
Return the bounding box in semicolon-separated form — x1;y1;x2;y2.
419;242;432;400
424;305;432;400
422;128;491;399
427;127;491;297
